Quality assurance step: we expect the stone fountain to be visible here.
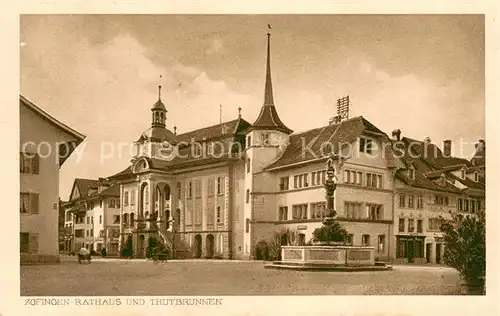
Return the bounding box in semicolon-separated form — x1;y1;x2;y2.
265;158;392;271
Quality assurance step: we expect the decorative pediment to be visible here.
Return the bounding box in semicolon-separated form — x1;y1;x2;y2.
132;157;150;174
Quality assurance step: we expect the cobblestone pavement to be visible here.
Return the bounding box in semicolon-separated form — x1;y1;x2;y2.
20;259;467;296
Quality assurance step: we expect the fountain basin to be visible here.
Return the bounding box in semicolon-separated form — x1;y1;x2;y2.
264;245;392;272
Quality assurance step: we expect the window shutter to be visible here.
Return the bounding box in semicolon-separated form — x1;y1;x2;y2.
30;193;39;214
32;154;40;174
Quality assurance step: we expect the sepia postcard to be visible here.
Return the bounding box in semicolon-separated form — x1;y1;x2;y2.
1;1;499;316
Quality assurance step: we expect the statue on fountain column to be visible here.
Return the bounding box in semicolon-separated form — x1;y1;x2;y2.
323;157;337;224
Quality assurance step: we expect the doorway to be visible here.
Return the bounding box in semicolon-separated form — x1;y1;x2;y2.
426;243;431;263
206;234;215;258
194;234;202;258
436;243;442;264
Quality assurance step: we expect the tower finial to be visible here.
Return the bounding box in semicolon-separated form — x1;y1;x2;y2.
238;106;242;118
264;24;274;106
158;84;162;100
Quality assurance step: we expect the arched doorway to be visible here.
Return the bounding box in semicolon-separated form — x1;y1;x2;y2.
138;235;146;258
206;234;215;259
140;182;149;218
194;234;202;258
175;209;181;231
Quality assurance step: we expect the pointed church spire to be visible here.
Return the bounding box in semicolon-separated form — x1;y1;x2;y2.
249;25;293;135
264;28;274;106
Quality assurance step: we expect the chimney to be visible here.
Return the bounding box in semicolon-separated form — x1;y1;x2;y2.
391;129;401;141
476;139;485;150
443;140;452;157
423;137;431;144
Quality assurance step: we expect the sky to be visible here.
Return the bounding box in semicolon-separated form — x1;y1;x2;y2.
19;15;485;199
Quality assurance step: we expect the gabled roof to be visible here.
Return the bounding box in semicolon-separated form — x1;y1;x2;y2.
99;184;120;197
265;116;386;170
69;178;100;201
471;146;485;167
20;95;85;142
401;137;471;169
395;169;462;194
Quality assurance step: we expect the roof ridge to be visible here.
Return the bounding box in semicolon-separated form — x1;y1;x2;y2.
176;118;242;137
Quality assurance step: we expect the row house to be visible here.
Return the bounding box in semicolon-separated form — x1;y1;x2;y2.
63;178;121;255
20;95;85;264
392;131;485;264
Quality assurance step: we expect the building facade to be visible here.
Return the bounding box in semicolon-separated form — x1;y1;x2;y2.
391;132;485;264
20;95;85;264
80;32;485;263
63;178;121;255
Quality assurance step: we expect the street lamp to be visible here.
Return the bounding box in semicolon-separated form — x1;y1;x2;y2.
168;217;175;259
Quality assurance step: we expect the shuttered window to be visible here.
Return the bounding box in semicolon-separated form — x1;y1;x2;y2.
20;192;39;214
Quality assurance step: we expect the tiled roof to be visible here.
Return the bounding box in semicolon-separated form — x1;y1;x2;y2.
447;173;485;190
74;178;100;198
138;127;177;143
471;147;485;167
99;184;120;196
395;170;462;194
176;118;251;143
265;116;385;170
400;137;470;169
249;105;293;134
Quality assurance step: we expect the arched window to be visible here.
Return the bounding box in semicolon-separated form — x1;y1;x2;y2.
130;213;135;225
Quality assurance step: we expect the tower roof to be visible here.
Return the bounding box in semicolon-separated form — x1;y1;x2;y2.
249;30;293;135
151;85;166;112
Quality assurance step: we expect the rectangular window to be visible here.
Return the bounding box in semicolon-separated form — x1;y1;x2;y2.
20;232;29;253
124;191;129;206
279;177;289;191
346;234;354;245
207;178;214;196
246;159;251;173
247;136;252;147
362;234;371;246
303;174;308;187
217;177;224;195
408;195;414;208
377;235;385;252
195;179;202;197
417;196;423;209
477;200;481;211
428;218;440;231
278;206;288;221
216;206;221;223
357;172;362;185
408;219;415;232
464;199;469;212
457;198;463;212
399;194;405;208
116;198;120;208
367;204;383;220
344;202;362;219
359;137;365;153
398;218;405;232
176;182;182;199
20;152;40;174
130;190;136;206
471;199;476;213
311;172;316;186
310;202;326;219
113;215;120;224
292;204;308;220
188;181;193;199
261;133;270;145
417;219;423;233
245;218;250;233
344;170;350;183
366;173;372;187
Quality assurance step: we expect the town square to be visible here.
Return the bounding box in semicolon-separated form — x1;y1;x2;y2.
18;14;485;297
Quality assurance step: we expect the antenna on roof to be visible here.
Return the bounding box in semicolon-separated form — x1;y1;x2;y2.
336;95;350;122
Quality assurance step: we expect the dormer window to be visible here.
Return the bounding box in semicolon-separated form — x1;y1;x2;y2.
460;168;466;180
359;137;373;154
408;167;415;180
440;174;446;186
474;172;479;182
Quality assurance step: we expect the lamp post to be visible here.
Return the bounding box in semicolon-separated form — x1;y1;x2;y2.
323;157;337;226
168;217;176;260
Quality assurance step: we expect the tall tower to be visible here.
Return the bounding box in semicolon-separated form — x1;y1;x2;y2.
243;27;293;259
134;85;177;159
